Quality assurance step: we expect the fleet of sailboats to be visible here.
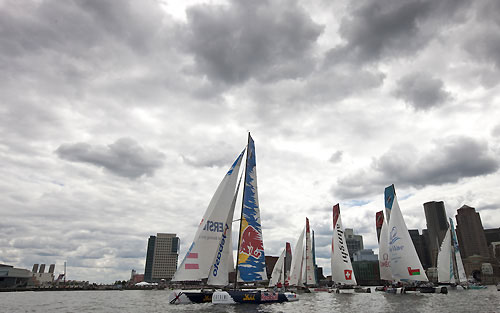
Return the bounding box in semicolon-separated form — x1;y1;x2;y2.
168;135;483;305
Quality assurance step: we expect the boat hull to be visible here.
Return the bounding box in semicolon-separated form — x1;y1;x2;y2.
168;290;213;304
212;290;298;304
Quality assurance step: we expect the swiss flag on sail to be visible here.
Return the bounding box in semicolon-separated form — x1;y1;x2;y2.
344;269;352;280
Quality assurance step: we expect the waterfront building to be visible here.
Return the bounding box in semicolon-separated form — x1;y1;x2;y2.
484;228;500;246
0;264;32;288
31;263;55;286
353;249;378;262
144;233;179;282
351;261;381;285
455;205;489;259
423;201;449;267
344;228;363;260
409;229;431;269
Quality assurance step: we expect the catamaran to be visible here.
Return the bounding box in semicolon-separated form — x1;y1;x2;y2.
212;134;298;304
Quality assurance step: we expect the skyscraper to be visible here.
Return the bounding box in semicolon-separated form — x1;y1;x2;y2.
344;228;363;260
455;205;489;259
144;233;179;282
423;201;449;267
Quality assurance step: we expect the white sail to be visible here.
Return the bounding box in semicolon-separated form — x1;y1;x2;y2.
437;225;454;284
305;218;317;286
173;150;245;282
385;185;428;282
269;249;286;287
289;228;305;286
331;204;357;285
450;218;467;283
207;174;243;286
378;215;393;281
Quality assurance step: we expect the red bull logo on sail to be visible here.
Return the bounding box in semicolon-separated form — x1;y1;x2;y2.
240;225;263;258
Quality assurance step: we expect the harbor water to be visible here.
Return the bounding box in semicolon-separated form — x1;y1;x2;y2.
1;287;499;313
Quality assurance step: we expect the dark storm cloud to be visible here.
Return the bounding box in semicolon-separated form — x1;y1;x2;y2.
329;151;343;163
183;0;323;85
327;0;469;64
333;136;499;199
463;1;500;86
56;138;165;179
393;72;451;110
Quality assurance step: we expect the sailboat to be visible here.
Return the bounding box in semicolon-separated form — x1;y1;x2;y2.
212;134;298;304
383;184;444;294
288;227;305;290
329;204;370;293
437;223;455;286
268;243;291;289
168;149;245;304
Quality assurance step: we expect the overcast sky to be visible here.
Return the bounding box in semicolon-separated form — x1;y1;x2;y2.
1;0;500;283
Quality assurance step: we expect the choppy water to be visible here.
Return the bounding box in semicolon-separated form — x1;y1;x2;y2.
2;287;500;313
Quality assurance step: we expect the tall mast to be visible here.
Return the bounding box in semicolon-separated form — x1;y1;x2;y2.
234;132;251;289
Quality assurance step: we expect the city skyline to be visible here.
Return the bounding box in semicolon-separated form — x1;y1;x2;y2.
2;0;500;283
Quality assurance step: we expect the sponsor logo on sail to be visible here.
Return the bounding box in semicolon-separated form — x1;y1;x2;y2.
212;223;230;276
240;225;264;259
380;253;390;267
336;225;350;263
344;269;353;280
203;220;224;232
389;227;404;253
408;267;420;276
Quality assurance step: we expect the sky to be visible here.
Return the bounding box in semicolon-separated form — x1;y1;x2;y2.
1;0;500;283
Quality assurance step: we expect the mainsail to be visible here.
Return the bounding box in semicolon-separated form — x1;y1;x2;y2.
385;185;428;282
305;218;317;286
236;134;267;282
437;224;454;284
207;174;243;286
377;211;392;281
289;228;305;286
450;218;467;283
331;204;357;285
173;150;245;282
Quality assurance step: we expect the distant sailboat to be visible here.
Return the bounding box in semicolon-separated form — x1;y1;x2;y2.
437;224;455;285
449;218;467;285
269;243;290;288
212;134;298;304
305;218;318;287
288;227;305;289
377;211;393;282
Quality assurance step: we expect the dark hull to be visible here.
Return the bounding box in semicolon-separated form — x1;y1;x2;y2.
168;290;213;304
213;290;298;304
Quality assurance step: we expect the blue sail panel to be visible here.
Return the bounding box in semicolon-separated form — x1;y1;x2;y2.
237;134;267;282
